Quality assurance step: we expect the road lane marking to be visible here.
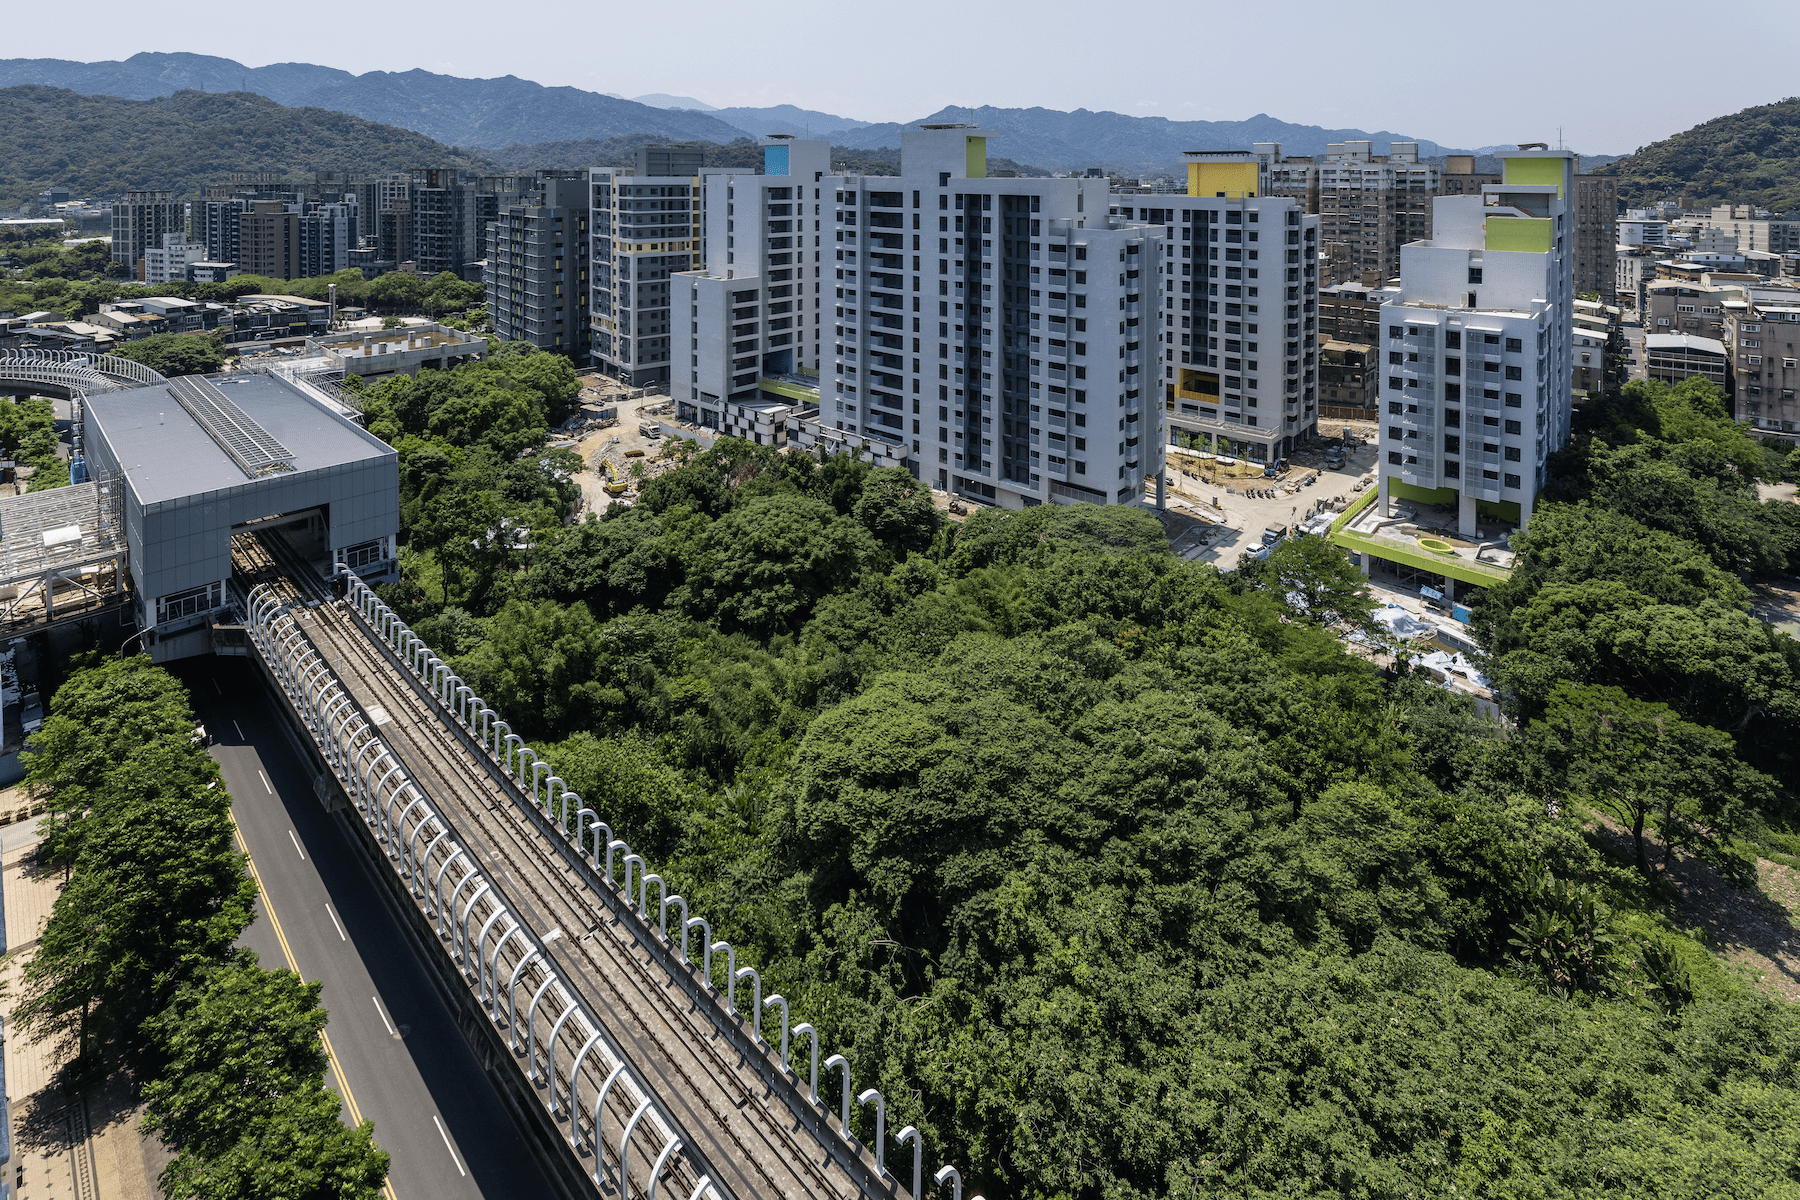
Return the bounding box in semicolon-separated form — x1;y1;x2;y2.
233;720;244;740
230;814;399;1200
289;830;305;859
212;676;222;695
258;769;272;794
433;1115;466;1177
373;995;398;1038
325;904;346;941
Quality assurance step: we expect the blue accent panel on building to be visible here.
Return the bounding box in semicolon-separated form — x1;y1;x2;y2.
763;145;790;177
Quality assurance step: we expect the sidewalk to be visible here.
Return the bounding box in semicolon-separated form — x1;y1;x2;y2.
4;832;165;1199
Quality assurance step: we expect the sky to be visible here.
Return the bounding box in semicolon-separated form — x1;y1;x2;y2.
12;0;1795;154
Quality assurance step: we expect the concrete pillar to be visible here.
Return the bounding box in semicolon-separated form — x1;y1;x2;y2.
1457;489;1479;540
1378;471;1391;518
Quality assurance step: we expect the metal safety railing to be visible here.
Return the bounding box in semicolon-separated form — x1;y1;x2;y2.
334;567;984;1200
244;582;722;1200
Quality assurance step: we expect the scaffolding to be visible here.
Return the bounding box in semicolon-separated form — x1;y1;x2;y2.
0;480;128;635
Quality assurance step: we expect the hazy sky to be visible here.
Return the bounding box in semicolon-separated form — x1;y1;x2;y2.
14;0;1791;153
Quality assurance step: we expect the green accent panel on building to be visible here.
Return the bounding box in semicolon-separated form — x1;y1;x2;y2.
1500;156;1565;197
1485;217;1553;253
1387;481;1459;507
758;377;819;403
1326;484;1512;586
965;137;987;180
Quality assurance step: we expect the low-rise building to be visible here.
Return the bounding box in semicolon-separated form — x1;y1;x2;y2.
143;233;208;286
1572;299;1620;395
1320;340;1376;415
1646;279;1738;339
1318;277;1389;345
1645;333;1728;388
1724;301;1800;435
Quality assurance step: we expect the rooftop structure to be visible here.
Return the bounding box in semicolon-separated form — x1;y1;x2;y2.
83;371;399;659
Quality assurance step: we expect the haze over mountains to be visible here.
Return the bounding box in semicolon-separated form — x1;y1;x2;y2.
0;51;1584;174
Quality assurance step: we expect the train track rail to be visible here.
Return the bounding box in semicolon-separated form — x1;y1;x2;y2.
231;532;894;1200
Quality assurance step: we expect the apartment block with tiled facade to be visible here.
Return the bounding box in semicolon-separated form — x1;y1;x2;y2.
1724;299;1800;437
1261;141;1436;282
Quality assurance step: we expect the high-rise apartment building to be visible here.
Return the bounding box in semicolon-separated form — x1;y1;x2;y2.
824;127;1164;506
1261;141;1437;280
1573;172;1618;300
191;197;249;265
589;147;708;385
239;201;300;279
112;190;185;272
300;202;359;278
486;171;590;359
409;169;502;279
670;139;830;439
1440;156;1500;198
1377;150;1577;538
1154;151;1320;463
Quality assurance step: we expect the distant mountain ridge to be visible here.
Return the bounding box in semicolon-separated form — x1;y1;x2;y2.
0;52;754;149
0;85;502;209
0;53;1628;176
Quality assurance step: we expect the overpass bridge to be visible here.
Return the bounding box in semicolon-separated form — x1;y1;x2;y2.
231;529;983;1200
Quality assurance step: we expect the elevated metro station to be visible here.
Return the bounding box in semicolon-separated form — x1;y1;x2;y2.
0;349;400;664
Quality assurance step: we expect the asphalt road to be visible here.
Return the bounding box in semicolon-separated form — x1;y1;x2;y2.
172;657;556;1200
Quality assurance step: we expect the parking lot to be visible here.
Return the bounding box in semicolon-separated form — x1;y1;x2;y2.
1158;429;1381;570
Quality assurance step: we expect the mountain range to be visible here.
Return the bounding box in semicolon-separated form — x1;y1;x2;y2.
0;52;1528;172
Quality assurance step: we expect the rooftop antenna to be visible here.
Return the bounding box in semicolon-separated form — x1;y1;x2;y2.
1557;125;1565;151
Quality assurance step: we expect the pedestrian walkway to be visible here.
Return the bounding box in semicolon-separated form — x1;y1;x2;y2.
3;826;164;1199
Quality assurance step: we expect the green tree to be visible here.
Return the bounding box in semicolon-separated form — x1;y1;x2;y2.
852;466;941;557
681;494;876;637
141;956;331;1163
1238;532;1376;628
1532;682;1773;879
158;1082;389;1200
109;333;228;378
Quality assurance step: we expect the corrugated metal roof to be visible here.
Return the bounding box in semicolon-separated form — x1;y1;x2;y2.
84;372;395;508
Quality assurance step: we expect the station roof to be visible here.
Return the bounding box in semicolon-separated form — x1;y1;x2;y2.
83;372;394;507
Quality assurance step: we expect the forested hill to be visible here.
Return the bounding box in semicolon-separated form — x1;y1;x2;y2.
1595;96;1800;211
0;86;501;209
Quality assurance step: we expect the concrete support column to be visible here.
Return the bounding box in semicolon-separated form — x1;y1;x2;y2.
1378;472;1391;519
1457;489;1479;540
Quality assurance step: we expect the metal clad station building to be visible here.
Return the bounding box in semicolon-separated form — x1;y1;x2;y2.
84;371;399;662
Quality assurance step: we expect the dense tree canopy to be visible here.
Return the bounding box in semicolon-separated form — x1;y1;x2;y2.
361;352;1800;1197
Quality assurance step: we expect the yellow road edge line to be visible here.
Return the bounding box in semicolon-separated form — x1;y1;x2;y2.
233;815;401;1200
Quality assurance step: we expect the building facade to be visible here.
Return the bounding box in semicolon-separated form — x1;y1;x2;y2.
143;233;208;285
238;201;301;280
670;139;830;441
1377;150;1577;537
111;191;184;271
1574;173;1618;300
300;202;359;278
486;172;590;359
1155;152;1320;462
589;147;708;385
1705;205;1800;255
1725;301;1800;435
1261;141;1436;281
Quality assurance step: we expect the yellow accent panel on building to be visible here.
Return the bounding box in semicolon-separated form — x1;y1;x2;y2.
1175;368;1222;401
1500;156;1566;197
1187;161;1258;198
1484;217;1553;253
965;137;987;180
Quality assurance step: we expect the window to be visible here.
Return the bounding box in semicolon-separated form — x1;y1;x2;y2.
1505;337;1522;353
1468;268;1483;284
1504;365;1523;380
1387;401;1402;415
1443;434;1460;453
1388;325;1403;339
1445;357;1461;376
1443;461;1460;478
1504;419;1521;434
1388;426;1402;441
1388;375;1403;389
1483;333;1500;345
1504;473;1521;489
1505;392;1522;407
1445;331;1461;349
